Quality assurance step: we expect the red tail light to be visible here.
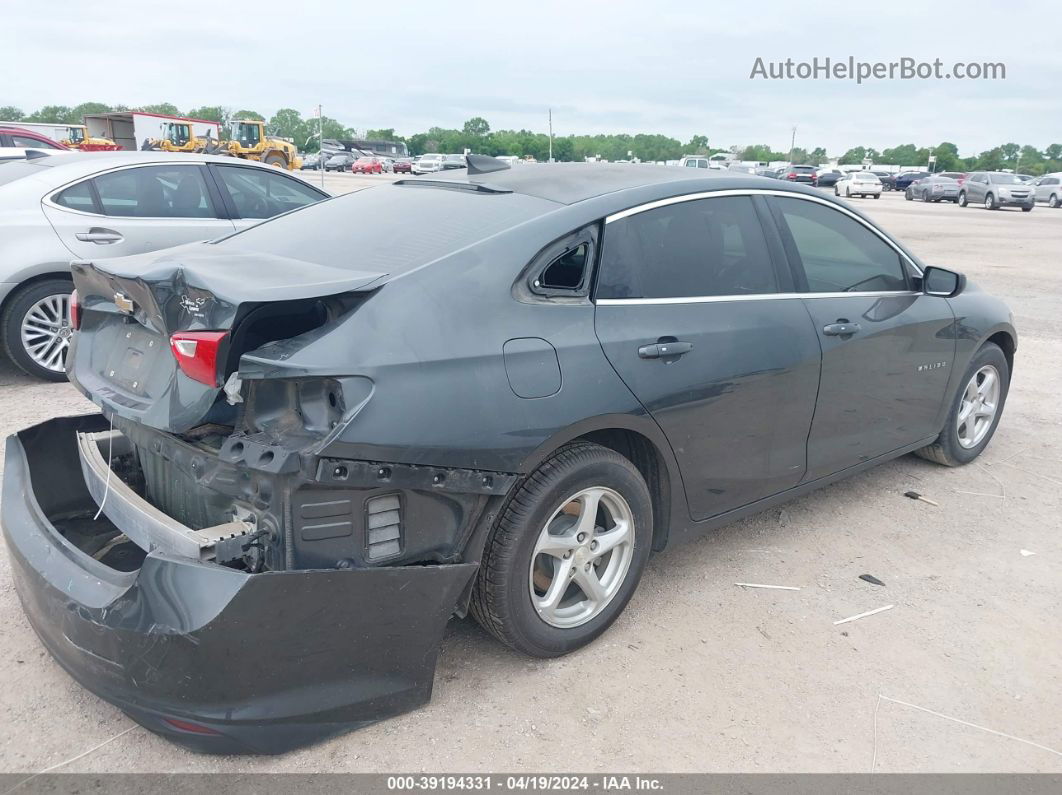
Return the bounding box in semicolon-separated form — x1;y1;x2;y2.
69;289;81;330
169;331;228;386
163;717;222;736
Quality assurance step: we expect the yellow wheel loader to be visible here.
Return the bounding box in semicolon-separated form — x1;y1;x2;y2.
220;120;302;170
60;125;120;151
140;122;213;153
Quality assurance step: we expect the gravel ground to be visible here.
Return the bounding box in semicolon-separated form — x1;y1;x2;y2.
0;186;1059;774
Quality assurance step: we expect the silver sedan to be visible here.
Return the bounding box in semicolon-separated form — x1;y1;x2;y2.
0;151;328;380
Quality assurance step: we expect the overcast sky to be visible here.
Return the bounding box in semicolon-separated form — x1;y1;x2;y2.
2;0;1059;156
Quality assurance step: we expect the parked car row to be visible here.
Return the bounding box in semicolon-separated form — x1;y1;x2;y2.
301;152;419;175
897;170;1059;211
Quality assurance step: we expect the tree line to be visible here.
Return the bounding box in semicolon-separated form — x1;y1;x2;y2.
2;102;1060;174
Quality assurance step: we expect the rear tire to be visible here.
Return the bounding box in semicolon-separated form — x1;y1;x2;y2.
914;343;1009;467
470;442;653;657
1049;194;1060;208
2;278;74;382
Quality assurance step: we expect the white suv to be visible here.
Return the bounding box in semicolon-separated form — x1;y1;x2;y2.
413;154;445;174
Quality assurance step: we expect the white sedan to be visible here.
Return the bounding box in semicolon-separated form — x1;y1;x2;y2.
835;171;882;199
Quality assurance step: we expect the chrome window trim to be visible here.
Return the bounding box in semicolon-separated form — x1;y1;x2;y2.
597;291;921;307
43;160;223;221
599;188;923;304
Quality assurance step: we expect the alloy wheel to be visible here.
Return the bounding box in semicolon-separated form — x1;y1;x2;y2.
957;365;1000;449
20;293;72;374
529;487;635;629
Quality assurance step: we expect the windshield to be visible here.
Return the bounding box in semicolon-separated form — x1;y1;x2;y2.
989;173;1021;184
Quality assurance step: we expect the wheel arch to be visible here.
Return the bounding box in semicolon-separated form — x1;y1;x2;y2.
985;328;1016;376
519;414;686;552
0;271;74;316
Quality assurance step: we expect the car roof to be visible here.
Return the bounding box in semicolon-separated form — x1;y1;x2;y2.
0;150;322;192
425;162;787;205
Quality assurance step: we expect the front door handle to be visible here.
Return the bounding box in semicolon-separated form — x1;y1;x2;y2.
638;341;693;359
75;227;123;244
822;321;861;336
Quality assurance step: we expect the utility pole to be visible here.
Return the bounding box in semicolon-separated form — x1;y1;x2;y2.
788;125;797;165
548;108;554;162
317;104;324;189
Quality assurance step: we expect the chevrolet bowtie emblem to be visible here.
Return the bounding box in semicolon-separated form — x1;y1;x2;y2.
114;292;135;314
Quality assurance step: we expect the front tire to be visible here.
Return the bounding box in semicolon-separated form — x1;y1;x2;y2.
470;442;653;657
914;343;1009;467
2;278;74;381
985;193;998;210
958;191;968;207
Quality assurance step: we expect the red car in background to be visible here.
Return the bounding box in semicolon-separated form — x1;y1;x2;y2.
392;158;413;174
0;127;71;160
351;156;383;174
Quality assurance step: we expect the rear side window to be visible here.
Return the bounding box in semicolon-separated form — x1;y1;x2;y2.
213;166;324;219
93;165;216;218
54;181;97;212
540;243;589;290
10;135;62;149
771;197;908;293
597;196;778;299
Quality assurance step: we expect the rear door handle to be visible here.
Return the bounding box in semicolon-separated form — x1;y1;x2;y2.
822;321;861;336
638;341;693;359
75;228;123;244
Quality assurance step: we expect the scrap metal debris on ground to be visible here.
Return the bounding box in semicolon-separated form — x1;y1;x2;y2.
904;491;939;506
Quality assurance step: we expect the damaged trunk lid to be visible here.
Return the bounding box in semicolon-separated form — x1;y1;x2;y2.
69;243;386;433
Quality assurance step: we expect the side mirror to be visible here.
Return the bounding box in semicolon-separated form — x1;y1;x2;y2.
922;266;966;298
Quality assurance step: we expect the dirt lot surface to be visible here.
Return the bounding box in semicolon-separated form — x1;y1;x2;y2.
0;181;1059;774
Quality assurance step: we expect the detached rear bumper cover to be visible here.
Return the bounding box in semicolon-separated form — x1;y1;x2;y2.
1;415;477;754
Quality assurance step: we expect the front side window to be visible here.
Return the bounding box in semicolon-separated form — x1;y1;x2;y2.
93;165;216;218
597;196;778;299
771;197;908;293
214;166;324;218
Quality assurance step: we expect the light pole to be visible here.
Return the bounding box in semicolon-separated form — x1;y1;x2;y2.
788;125;797;164
548;108;553;162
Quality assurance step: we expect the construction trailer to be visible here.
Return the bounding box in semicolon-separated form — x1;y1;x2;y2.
83;111;221;152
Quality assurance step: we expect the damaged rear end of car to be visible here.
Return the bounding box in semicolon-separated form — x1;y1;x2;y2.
2;182;560;753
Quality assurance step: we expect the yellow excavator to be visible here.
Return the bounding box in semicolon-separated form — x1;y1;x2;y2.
141;120;301;170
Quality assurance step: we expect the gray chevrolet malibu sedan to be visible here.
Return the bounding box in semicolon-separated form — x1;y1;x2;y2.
2;158;1016;753
0;151;327;379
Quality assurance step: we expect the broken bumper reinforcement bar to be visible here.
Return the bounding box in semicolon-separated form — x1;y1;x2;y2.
1;415;478;754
